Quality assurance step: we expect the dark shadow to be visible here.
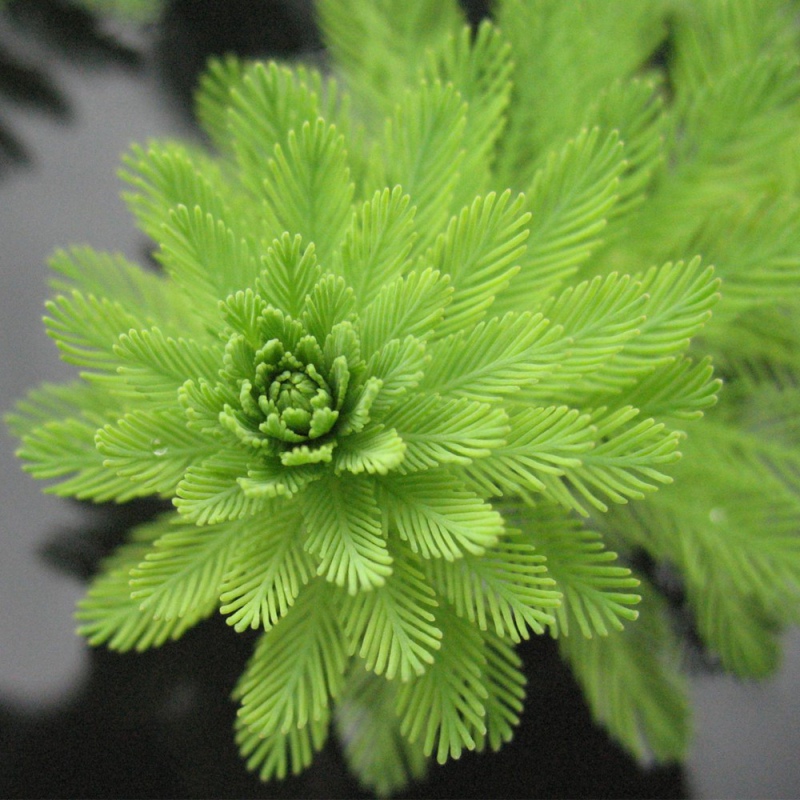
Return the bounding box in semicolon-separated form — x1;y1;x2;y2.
4;0;141;68
0;0;142;174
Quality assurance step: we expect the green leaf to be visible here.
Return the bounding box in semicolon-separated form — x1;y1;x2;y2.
545;407;681;515
494;0;666;188
120;141;250;265
472;632;527;753
238;457;325;499
669;0;796;94
235;711;330;783
427;191;530;337
336;374;381;437
621;256;720;362
44;291;147;373
558;589;690;762
178;378;236;435
604;356;720;423
332;425;407;476
111;327;221;403
395;606;488;764
224;60;320;197
96;408;216;496
366;335;427;417
626;450;800;677
301;273;357;343
255;234;321;320
424;21;514;206
195;54;246;153
17;414;148;503
8;379;115;440
47;246;198;340
374;81;467;251
676;55;800;176
317;0;464;122
464;405;595;503
75;514;215;651
157;204;260;316
689;572;782;678
233;579;348;736
583;77;667;225
525;262;719;403
359;268;452;358
427;537;560;640
219;501;315;632
16;415;99;481
340;545;442;681
334;666;428;797
519;505;640;638
626;54;800;261
129;516;243;620
379;470;504;560
261;118;354;267
174;449;268;524
384;394;508;472
421;312;559;402
688;196;800;322
301;474;393;593
520;271;647;401
336;186;417;305
218;288;269;347
493;128;626;308
322;319;362;378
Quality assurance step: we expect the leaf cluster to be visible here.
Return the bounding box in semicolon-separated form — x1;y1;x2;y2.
7;0;800;795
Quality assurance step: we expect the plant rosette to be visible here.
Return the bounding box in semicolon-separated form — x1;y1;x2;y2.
18;1;800;795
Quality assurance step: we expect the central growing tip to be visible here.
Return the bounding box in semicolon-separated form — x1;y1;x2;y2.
250;343;339;445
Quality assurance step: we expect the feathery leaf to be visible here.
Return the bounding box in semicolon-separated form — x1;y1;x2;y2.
261;118;354;267
75;515;216;651
233;579;348;735
96;407;217;496
379;470;505;560
340;545;442;681
219;501;315;632
421;312;559;402
385;394;508;472
337;186;417;305
174;449;268;525
494;128;627;308
130;516;244;620
427;537;560;640
332;425;407;476
519;505;640;637
427;191;530;337
301;474;393;593
374;81;467;251
395;606;488;764
335;666;428;796
558;589;690;762
359;268;452;358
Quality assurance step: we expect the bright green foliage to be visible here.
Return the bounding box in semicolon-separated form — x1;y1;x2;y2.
8;0;800;795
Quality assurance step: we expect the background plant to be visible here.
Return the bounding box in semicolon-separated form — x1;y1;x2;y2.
6;0;800;796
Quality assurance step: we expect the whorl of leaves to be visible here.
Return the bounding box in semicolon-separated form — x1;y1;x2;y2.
9;0;800;795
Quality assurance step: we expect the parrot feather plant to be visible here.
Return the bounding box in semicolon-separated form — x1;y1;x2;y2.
7;0;800;794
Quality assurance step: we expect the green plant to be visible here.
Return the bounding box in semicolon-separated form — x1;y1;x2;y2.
7;0;800;794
